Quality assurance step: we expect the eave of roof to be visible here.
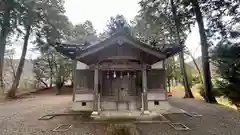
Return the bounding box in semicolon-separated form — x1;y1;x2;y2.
76;32;166;59
52;31;184;61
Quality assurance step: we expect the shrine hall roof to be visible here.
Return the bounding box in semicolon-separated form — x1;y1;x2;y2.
53;31;184;62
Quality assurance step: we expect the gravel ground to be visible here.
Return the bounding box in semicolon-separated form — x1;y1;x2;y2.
0;93;105;135
0;93;239;135
137;98;240;135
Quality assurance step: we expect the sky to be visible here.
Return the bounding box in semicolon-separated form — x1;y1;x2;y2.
64;0;140;33
13;0;201;60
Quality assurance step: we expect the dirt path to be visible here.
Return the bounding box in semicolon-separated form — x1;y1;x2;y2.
0;93;239;135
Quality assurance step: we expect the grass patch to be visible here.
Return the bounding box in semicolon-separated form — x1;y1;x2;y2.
171;85;203;100
216;97;237;110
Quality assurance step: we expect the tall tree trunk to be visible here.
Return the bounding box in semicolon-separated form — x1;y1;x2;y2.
47;54;53;88
48;61;53;88
191;0;217;103
170;0;194;98
50;76;53;88
7;25;31;98
0;5;11;91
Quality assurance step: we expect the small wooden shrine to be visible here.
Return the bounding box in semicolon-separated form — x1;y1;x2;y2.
54;30;183;116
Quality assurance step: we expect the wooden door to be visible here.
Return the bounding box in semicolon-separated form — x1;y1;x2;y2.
112;76;129;101
112;78;120;101
112;76;129;110
119;76;129;101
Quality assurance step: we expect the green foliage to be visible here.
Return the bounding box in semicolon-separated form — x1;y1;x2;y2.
34;0;71;52
135;0;195;98
166;57;176;90
33;50;56;87
104;14;131;36
201;0;240;43
165;58;196;88
30;0;87;92
68;20;98;46
166;58;175;81
214;79;240;107
197;83;223;99
54;53;72;94
72;20;97;37
165;58;197;88
211;41;240;107
185;64;193;87
192;75;201;85
134;0;195;46
24;0;75;90
34;18;97;91
0;0;26;88
1;0;98;94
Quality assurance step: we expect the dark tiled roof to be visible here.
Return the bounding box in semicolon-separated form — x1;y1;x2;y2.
53;31;183;60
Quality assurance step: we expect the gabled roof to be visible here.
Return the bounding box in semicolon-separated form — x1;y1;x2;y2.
53;31;184;63
76;32;166;59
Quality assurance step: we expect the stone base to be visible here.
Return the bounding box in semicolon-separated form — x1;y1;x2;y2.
93;110;171;121
142;110;150;115
91;111;99;115
90;111;99;118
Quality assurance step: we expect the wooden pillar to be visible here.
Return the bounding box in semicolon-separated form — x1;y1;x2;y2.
72;60;77;102
142;68;149;113
163;60;168;100
93;68;99;112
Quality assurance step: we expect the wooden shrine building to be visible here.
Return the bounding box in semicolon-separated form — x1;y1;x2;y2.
54;31;182;117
